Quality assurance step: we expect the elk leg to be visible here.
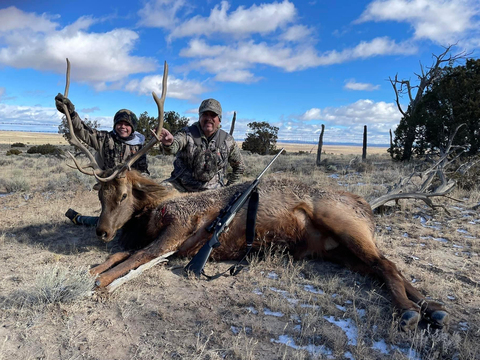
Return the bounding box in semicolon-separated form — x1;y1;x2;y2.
324;244;422;331
401;278;449;328
90;251;131;276
95;250;157;287
95;227;183;288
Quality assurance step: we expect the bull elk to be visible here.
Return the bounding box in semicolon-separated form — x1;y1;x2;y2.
61;60;449;332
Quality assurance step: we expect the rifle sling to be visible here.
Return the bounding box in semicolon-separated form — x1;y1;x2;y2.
202;187;259;280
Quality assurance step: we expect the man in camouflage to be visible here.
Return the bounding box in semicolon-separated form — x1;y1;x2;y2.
55;93;149;226
159;98;245;192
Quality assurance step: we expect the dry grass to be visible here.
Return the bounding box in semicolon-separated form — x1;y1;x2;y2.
0;139;479;359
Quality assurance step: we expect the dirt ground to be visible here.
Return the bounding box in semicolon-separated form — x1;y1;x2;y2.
0;142;479;360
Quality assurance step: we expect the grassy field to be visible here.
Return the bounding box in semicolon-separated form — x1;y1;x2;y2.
0;137;478;359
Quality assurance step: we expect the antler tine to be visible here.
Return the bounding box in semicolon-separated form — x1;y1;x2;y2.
62;58;102;176
66;151;103;175
95;61;169;182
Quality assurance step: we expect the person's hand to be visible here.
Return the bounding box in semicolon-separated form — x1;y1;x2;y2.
55;93;75;115
160;128;174;146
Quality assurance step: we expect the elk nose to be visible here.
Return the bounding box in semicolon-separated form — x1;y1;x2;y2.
96;228;108;241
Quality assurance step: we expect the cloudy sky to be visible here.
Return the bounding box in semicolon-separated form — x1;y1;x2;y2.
0;0;479;144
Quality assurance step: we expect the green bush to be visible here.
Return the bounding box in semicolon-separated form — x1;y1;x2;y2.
27;144;63;156
11;142;26;147
6;149;22;156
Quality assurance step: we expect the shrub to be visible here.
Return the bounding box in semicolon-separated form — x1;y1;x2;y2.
27;144;64;156
30;264;95;304
3;176;30;192
6;149;22;156
11;142;26;147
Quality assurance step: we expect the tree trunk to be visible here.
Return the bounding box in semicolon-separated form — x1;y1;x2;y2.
389;129;393;159
229;112;236;136
401;126;416;161
316;124;325;167
362;125;367;161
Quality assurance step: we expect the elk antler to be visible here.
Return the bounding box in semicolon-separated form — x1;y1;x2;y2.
62;58;103;176
94;61;169;182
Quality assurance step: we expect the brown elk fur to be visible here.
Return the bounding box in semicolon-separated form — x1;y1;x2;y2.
90;171;449;331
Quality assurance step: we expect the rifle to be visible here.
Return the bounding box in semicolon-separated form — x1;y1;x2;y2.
184;148;285;277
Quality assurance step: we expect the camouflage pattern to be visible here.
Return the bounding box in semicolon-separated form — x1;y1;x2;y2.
163;122;245;192
199;98;222;121
114;109;138;131
69;112;149;174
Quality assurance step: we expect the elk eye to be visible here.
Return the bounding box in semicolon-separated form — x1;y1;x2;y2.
121;193;127;202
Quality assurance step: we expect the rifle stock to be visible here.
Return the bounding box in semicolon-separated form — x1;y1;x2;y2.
184;234;220;276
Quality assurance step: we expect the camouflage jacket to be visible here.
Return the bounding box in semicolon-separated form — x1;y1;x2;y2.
163;122;245;192
69;112;149;174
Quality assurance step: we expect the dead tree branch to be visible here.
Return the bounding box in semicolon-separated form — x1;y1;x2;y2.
369;124;466;212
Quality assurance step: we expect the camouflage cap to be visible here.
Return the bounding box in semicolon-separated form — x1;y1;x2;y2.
113;109;138;131
199;98;222;121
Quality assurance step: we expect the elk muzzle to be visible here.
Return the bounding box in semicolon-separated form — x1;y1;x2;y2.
96;225;116;243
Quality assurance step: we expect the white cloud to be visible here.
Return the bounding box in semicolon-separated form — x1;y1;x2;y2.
344;79;380;91
356;0;480;44
284;100;401;144
280;25;313;42
137;0;188;29
125;75;208;101
0;7;157;88
319;99;400;126
300;108;321;120
0;103;60;126
179;37;417;82
214;69;259;83
0;102;117;131
168;0;297;39
0;6;59;33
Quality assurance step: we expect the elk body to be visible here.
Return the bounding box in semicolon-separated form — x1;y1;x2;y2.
59;60;449;332
87;171;449;331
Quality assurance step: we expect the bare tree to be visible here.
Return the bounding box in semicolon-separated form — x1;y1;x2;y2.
389;45;466;160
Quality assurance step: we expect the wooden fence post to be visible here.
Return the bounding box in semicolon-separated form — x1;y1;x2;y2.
316;124;325;167
229;111;236;136
362;125;367;161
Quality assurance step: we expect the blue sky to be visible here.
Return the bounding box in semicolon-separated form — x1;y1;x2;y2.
0;0;479;144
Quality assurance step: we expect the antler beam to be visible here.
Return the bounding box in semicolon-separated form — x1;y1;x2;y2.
95;61;169;182
62;58;103;176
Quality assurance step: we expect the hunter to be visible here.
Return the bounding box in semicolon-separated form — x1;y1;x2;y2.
55;93;149;226
159;98;245;192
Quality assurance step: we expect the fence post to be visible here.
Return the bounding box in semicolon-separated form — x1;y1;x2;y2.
229;111;236;136
362;125;367;161
316;124;325;167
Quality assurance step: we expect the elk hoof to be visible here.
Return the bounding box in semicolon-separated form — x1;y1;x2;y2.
428;310;450;328
399;310;420;331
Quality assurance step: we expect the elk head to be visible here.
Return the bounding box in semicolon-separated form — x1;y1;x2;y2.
61;59;169;242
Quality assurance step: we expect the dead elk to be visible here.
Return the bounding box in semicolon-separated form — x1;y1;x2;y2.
87;171;448;332
58;60;448;332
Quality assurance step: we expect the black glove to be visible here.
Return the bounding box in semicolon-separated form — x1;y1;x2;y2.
55;93;75;115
